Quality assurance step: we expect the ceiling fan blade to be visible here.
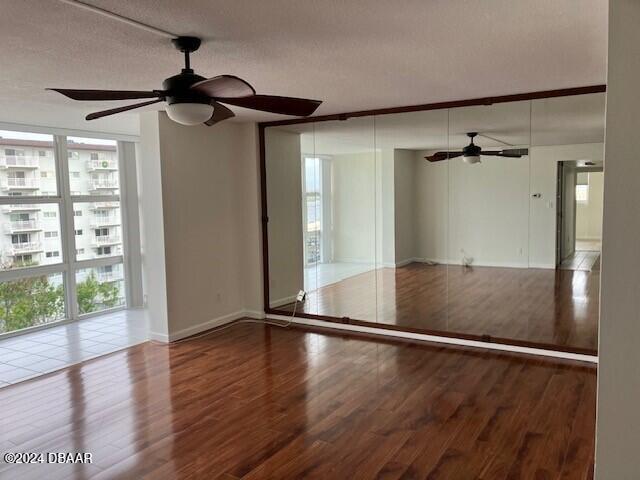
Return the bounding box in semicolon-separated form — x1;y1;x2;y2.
218;94;321;116
190;75;256;98
86;98;163;120
501;148;529;157
204;102;235;126
482;148;529;158
425;152;463;162
48;88;161;101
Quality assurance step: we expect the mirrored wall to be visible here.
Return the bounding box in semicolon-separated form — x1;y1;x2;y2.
263;91;605;353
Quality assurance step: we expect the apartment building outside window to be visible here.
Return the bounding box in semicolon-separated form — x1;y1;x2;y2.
0;129;136;336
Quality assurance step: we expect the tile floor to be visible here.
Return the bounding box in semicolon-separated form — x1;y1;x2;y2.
304;262;375;291
0;309;148;387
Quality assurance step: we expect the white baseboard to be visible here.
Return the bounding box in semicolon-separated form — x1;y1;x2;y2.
528;263;556;269
379;262;398;268
148;330;170;343
269;294;297;309
410;258;538;269
395;258;416;267
265;314;597;364
243;309;265;320
151;309;264;343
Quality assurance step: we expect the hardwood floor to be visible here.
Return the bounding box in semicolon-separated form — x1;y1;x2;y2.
559;251;601;272
0;323;596;479
279;263;599;351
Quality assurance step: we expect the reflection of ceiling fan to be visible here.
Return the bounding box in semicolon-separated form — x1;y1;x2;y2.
48;36;322;126
425;132;529;164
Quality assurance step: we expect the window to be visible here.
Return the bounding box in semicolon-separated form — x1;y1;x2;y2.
14;254;33;266
75;264;125;314
97;246;112;256
0;130;133;336
576;185;589;203
0;133;57;196
0;273;65;332
69;137;119;196
302;156;325;265
75;201;122;260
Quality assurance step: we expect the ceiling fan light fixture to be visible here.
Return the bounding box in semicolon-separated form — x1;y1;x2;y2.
463;155;482;164
166;102;214;125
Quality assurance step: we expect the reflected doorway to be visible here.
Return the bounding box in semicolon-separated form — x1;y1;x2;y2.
557;161;603;271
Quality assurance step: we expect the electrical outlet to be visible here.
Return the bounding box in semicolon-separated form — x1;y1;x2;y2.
296;290;306;302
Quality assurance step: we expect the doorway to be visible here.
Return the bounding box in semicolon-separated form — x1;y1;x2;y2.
556;161;603;271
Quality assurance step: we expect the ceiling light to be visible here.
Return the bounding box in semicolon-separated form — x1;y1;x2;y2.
166;102;214;125
463;155;481;164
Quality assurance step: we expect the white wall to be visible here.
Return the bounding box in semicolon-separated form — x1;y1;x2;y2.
408;143;603;268
139;112;262;341
414;152;448;264
596;1;640;477
449;156;530;267
529;143;603;266
332;152;376;263
576;171;604;240
138;112;169;338
264;128;304;306
393;149;416;265
376;149;395;267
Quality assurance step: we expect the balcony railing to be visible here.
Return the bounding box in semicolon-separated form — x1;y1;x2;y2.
10;242;42;254
89;179;118;190
2;178;40;190
0;156;39;168
96;271;122;283
90;202;119;210
90;216;120;228
4;220;40;233
87;159;118;171
92;235;121;246
2;204;41;212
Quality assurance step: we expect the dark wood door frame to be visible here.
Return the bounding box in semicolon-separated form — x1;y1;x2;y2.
258;84;606;356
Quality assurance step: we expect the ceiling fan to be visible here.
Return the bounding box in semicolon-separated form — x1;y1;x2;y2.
47;36;322;126
425;132;529;164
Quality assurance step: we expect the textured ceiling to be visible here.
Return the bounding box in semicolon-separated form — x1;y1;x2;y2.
0;0;608;135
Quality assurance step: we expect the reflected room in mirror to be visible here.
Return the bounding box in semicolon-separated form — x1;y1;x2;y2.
263;90;605;354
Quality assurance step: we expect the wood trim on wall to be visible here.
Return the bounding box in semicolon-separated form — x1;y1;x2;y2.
259;85;606;128
258;84;606;357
